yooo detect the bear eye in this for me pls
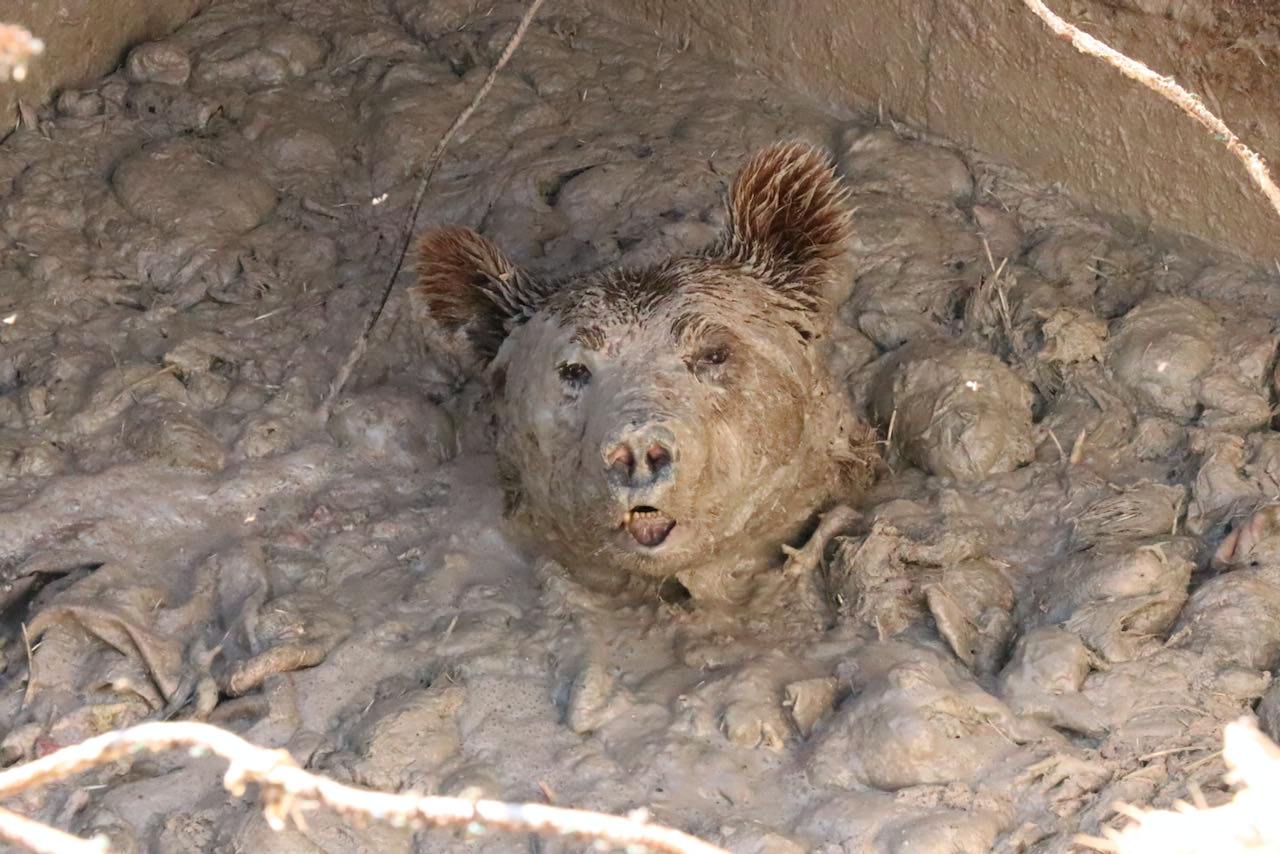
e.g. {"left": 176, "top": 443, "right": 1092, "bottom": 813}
{"left": 695, "top": 345, "right": 732, "bottom": 368}
{"left": 557, "top": 361, "right": 592, "bottom": 387}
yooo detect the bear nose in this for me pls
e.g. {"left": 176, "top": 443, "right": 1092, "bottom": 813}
{"left": 603, "top": 425, "right": 676, "bottom": 492}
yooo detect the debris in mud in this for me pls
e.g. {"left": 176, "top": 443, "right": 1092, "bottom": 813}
{"left": 829, "top": 503, "right": 1014, "bottom": 673}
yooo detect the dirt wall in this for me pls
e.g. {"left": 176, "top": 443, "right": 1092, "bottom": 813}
{"left": 601, "top": 0, "right": 1280, "bottom": 263}
{"left": 1, "top": 0, "right": 210, "bottom": 134}
{"left": 8, "top": 1, "right": 1278, "bottom": 261}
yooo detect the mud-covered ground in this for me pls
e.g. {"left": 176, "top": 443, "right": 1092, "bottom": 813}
{"left": 2, "top": 1, "right": 1280, "bottom": 852}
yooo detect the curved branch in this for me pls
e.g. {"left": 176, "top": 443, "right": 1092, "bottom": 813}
{"left": 1022, "top": 0, "right": 1280, "bottom": 222}
{"left": 0, "top": 721, "right": 728, "bottom": 854}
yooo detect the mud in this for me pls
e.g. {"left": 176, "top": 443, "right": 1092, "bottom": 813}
{"left": 1, "top": 1, "right": 1279, "bottom": 852}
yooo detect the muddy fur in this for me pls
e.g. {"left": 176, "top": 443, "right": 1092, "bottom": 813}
{"left": 414, "top": 142, "right": 878, "bottom": 599}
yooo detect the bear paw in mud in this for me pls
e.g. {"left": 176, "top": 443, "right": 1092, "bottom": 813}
{"left": 413, "top": 142, "right": 879, "bottom": 599}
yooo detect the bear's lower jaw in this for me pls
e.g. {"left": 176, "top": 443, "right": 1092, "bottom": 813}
{"left": 623, "top": 506, "right": 676, "bottom": 547}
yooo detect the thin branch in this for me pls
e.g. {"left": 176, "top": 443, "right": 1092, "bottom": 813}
{"left": 1021, "top": 0, "right": 1280, "bottom": 222}
{"left": 0, "top": 24, "right": 43, "bottom": 82}
{"left": 0, "top": 721, "right": 728, "bottom": 854}
{"left": 319, "top": 0, "right": 548, "bottom": 417}
{"left": 0, "top": 807, "right": 106, "bottom": 854}
{"left": 1092, "top": 718, "right": 1280, "bottom": 853}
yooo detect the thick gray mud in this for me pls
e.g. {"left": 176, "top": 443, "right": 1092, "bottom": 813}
{"left": 1, "top": 1, "right": 1280, "bottom": 852}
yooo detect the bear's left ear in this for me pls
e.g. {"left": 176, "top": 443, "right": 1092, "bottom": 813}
{"left": 413, "top": 226, "right": 553, "bottom": 374}
{"left": 712, "top": 141, "right": 853, "bottom": 303}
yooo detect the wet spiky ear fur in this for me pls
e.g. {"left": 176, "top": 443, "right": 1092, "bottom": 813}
{"left": 715, "top": 141, "right": 853, "bottom": 303}
{"left": 413, "top": 226, "right": 551, "bottom": 370}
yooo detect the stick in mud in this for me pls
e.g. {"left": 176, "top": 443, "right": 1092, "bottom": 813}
{"left": 0, "top": 721, "right": 729, "bottom": 854}
{"left": 319, "top": 0, "right": 549, "bottom": 417}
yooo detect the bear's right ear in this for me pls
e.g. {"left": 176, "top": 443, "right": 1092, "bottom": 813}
{"left": 413, "top": 226, "right": 551, "bottom": 370}
{"left": 714, "top": 141, "right": 852, "bottom": 305}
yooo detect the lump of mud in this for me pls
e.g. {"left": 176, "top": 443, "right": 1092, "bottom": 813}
{"left": 1037, "top": 307, "right": 1108, "bottom": 365}
{"left": 124, "top": 403, "right": 226, "bottom": 472}
{"left": 784, "top": 676, "right": 840, "bottom": 738}
{"left": 1171, "top": 568, "right": 1280, "bottom": 671}
{"left": 873, "top": 808, "right": 1004, "bottom": 854}
{"left": 843, "top": 206, "right": 983, "bottom": 349}
{"left": 1026, "top": 229, "right": 1156, "bottom": 317}
{"left": 1020, "top": 537, "right": 1196, "bottom": 662}
{"left": 838, "top": 126, "right": 975, "bottom": 207}
{"left": 326, "top": 388, "right": 456, "bottom": 468}
{"left": 111, "top": 138, "right": 276, "bottom": 237}
{"left": 126, "top": 41, "right": 192, "bottom": 87}
{"left": 343, "top": 680, "right": 466, "bottom": 790}
{"left": 669, "top": 650, "right": 821, "bottom": 749}
{"left": 871, "top": 343, "right": 1034, "bottom": 482}
{"left": 191, "top": 22, "right": 328, "bottom": 88}
{"left": 998, "top": 626, "right": 1106, "bottom": 736}
{"left": 1108, "top": 296, "right": 1218, "bottom": 417}
{"left": 809, "top": 645, "right": 1031, "bottom": 790}
{"left": 830, "top": 504, "right": 1014, "bottom": 674}
{"left": 1186, "top": 431, "right": 1280, "bottom": 537}
{"left": 1106, "top": 295, "right": 1273, "bottom": 429}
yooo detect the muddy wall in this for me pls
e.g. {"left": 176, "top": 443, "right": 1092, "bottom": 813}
{"left": 5, "top": 0, "right": 1279, "bottom": 262}
{"left": 0, "top": 0, "right": 211, "bottom": 133}
{"left": 606, "top": 0, "right": 1280, "bottom": 262}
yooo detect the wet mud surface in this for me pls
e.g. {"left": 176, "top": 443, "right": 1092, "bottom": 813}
{"left": 2, "top": 1, "right": 1280, "bottom": 851}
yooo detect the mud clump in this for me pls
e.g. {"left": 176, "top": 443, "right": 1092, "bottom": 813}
{"left": 808, "top": 644, "right": 1033, "bottom": 791}
{"left": 999, "top": 626, "right": 1107, "bottom": 736}
{"left": 326, "top": 388, "right": 456, "bottom": 469}
{"left": 414, "top": 142, "right": 878, "bottom": 600}
{"left": 1020, "top": 538, "right": 1196, "bottom": 662}
{"left": 112, "top": 138, "right": 276, "bottom": 237}
{"left": 1112, "top": 293, "right": 1276, "bottom": 437}
{"left": 871, "top": 342, "right": 1035, "bottom": 482}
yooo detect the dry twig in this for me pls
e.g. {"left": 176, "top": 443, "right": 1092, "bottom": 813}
{"left": 0, "top": 807, "right": 104, "bottom": 854}
{"left": 0, "top": 721, "right": 729, "bottom": 854}
{"left": 320, "top": 0, "right": 548, "bottom": 416}
{"left": 0, "top": 24, "right": 43, "bottom": 82}
{"left": 1021, "top": 0, "right": 1280, "bottom": 222}
{"left": 1083, "top": 718, "right": 1280, "bottom": 853}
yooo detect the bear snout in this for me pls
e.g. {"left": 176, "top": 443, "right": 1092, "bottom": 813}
{"left": 601, "top": 422, "right": 677, "bottom": 499}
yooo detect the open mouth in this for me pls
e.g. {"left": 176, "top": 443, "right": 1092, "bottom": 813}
{"left": 623, "top": 506, "right": 677, "bottom": 547}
